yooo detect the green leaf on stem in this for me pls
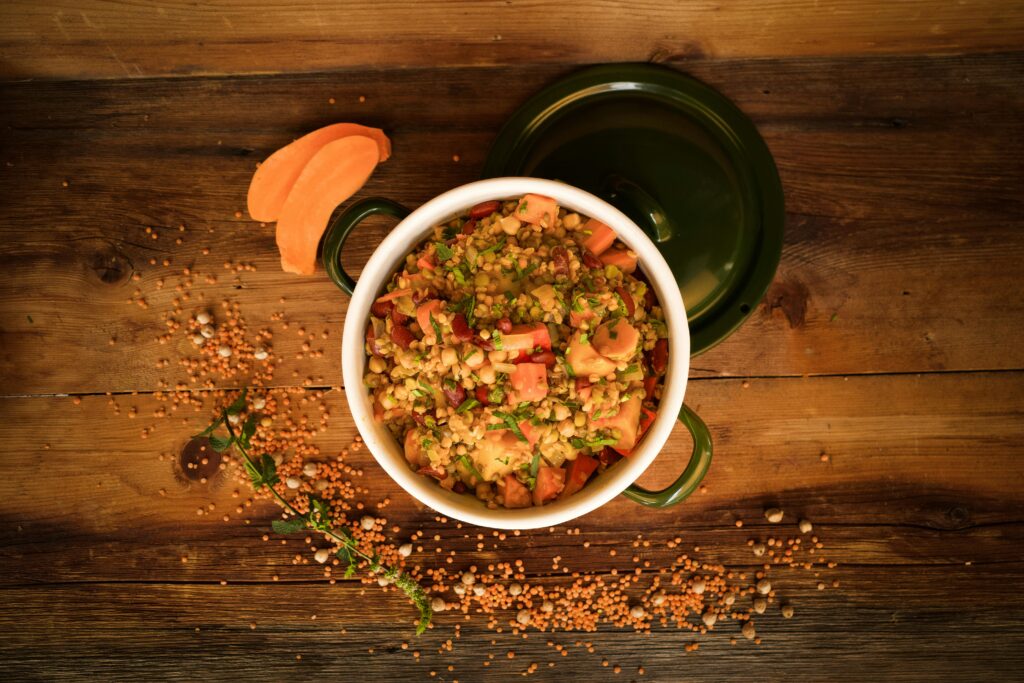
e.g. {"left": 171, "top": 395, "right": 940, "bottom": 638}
{"left": 272, "top": 517, "right": 306, "bottom": 535}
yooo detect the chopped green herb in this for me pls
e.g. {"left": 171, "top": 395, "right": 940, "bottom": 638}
{"left": 529, "top": 452, "right": 541, "bottom": 478}
{"left": 441, "top": 225, "right": 458, "bottom": 240}
{"left": 457, "top": 454, "right": 485, "bottom": 481}
{"left": 435, "top": 242, "right": 455, "bottom": 261}
{"left": 478, "top": 238, "right": 506, "bottom": 256}
{"left": 429, "top": 312, "right": 443, "bottom": 342}
{"left": 579, "top": 333, "right": 589, "bottom": 345}
{"left": 456, "top": 397, "right": 480, "bottom": 414}
{"left": 491, "top": 331, "right": 504, "bottom": 350}
{"left": 504, "top": 291, "right": 516, "bottom": 302}
{"left": 570, "top": 434, "right": 619, "bottom": 450}
{"left": 492, "top": 410, "right": 528, "bottom": 442}
{"left": 518, "top": 201, "right": 528, "bottom": 214}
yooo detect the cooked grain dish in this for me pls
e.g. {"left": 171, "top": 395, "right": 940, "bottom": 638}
{"left": 364, "top": 194, "right": 669, "bottom": 508}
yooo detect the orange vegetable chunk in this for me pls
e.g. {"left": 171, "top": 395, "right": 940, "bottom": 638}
{"left": 581, "top": 219, "right": 617, "bottom": 255}
{"left": 248, "top": 123, "right": 390, "bottom": 222}
{"left": 559, "top": 453, "right": 599, "bottom": 500}
{"left": 500, "top": 323, "right": 551, "bottom": 351}
{"left": 593, "top": 393, "right": 643, "bottom": 452}
{"left": 502, "top": 474, "right": 532, "bottom": 508}
{"left": 591, "top": 319, "right": 640, "bottom": 361}
{"left": 510, "top": 363, "right": 548, "bottom": 403}
{"left": 276, "top": 135, "right": 380, "bottom": 275}
{"left": 533, "top": 466, "right": 566, "bottom": 506}
{"left": 599, "top": 245, "right": 638, "bottom": 273}
{"left": 515, "top": 194, "right": 558, "bottom": 227}
{"left": 416, "top": 299, "right": 445, "bottom": 342}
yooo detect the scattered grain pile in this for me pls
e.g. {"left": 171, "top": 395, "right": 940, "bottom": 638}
{"left": 99, "top": 221, "right": 839, "bottom": 677}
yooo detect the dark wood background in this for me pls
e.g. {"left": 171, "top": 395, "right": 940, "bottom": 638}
{"left": 1, "top": 2, "right": 1023, "bottom": 681}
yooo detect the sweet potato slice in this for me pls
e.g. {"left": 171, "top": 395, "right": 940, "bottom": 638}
{"left": 275, "top": 135, "right": 379, "bottom": 275}
{"left": 248, "top": 123, "right": 390, "bottom": 222}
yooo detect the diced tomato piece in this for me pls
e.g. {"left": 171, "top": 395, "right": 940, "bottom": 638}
{"left": 501, "top": 322, "right": 551, "bottom": 351}
{"left": 600, "top": 246, "right": 638, "bottom": 274}
{"left": 519, "top": 420, "right": 540, "bottom": 447}
{"left": 502, "top": 474, "right": 532, "bottom": 508}
{"left": 614, "top": 286, "right": 635, "bottom": 317}
{"left": 558, "top": 453, "right": 599, "bottom": 500}
{"left": 510, "top": 363, "right": 548, "bottom": 403}
{"left": 614, "top": 407, "right": 657, "bottom": 456}
{"left": 451, "top": 313, "right": 474, "bottom": 342}
{"left": 651, "top": 338, "right": 669, "bottom": 375}
{"left": 581, "top": 219, "right": 617, "bottom": 255}
{"left": 390, "top": 324, "right": 415, "bottom": 349}
{"left": 461, "top": 219, "right": 477, "bottom": 235}
{"left": 375, "top": 288, "right": 412, "bottom": 303}
{"left": 516, "top": 194, "right": 558, "bottom": 227}
{"left": 469, "top": 200, "right": 501, "bottom": 219}
{"left": 475, "top": 386, "right": 490, "bottom": 406}
{"left": 416, "top": 299, "right": 445, "bottom": 342}
{"left": 533, "top": 466, "right": 566, "bottom": 506}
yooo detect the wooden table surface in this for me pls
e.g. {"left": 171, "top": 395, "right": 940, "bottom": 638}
{"left": 2, "top": 2, "right": 1024, "bottom": 681}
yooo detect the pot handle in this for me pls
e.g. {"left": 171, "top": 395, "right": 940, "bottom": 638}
{"left": 322, "top": 198, "right": 412, "bottom": 295}
{"left": 622, "top": 404, "right": 712, "bottom": 507}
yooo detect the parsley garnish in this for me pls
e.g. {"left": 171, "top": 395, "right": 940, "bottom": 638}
{"left": 518, "top": 201, "right": 528, "bottom": 214}
{"left": 513, "top": 262, "right": 538, "bottom": 281}
{"left": 570, "top": 433, "right": 619, "bottom": 450}
{"left": 456, "top": 397, "right": 480, "bottom": 414}
{"left": 490, "top": 410, "right": 528, "bottom": 442}
{"left": 457, "top": 454, "right": 485, "bottom": 482}
{"left": 435, "top": 242, "right": 455, "bottom": 261}
{"left": 429, "top": 312, "right": 443, "bottom": 342}
{"left": 478, "top": 238, "right": 506, "bottom": 256}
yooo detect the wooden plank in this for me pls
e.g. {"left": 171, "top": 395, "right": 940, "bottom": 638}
{"left": 1, "top": 56, "right": 1023, "bottom": 394}
{"left": 1, "top": 566, "right": 1023, "bottom": 681}
{"left": 2, "top": 1, "right": 1023, "bottom": 80}
{"left": 1, "top": 372, "right": 1021, "bottom": 586}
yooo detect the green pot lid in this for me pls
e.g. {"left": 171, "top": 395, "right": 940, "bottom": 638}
{"left": 481, "top": 64, "right": 784, "bottom": 356}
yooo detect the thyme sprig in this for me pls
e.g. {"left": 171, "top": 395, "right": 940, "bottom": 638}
{"left": 196, "top": 389, "right": 432, "bottom": 635}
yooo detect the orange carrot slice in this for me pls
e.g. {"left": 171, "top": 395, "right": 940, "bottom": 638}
{"left": 276, "top": 135, "right": 379, "bottom": 275}
{"left": 581, "top": 219, "right": 617, "bottom": 255}
{"left": 248, "top": 123, "right": 390, "bottom": 222}
{"left": 599, "top": 245, "right": 638, "bottom": 273}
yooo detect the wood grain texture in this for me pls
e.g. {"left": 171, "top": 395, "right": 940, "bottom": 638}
{"left": 2, "top": 1, "right": 1024, "bottom": 80}
{"left": 0, "top": 372, "right": 1022, "bottom": 679}
{"left": 2, "top": 567, "right": 1023, "bottom": 682}
{"left": 2, "top": 372, "right": 1021, "bottom": 582}
{"left": 2, "top": 55, "right": 1023, "bottom": 395}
